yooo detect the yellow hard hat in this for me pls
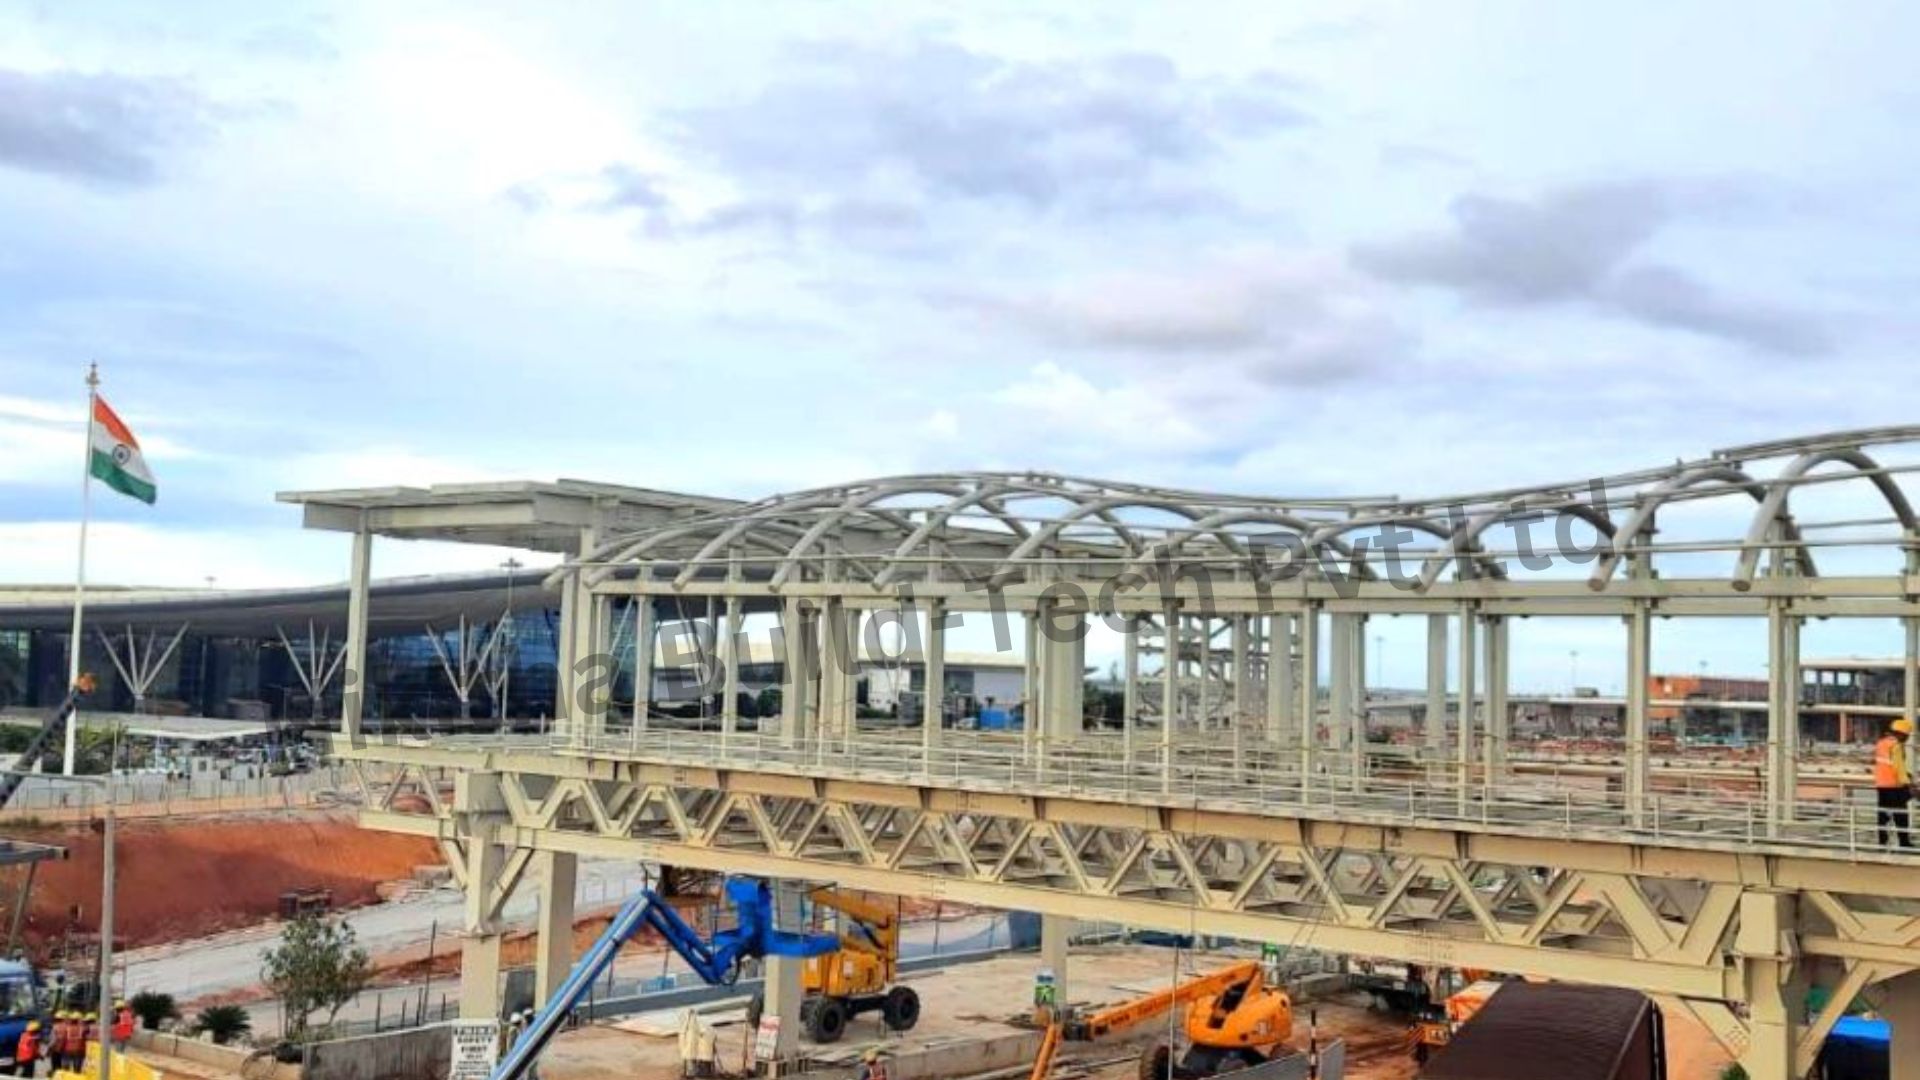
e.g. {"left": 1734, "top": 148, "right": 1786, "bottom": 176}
{"left": 863, "top": 1049, "right": 880, "bottom": 1062}
{"left": 114, "top": 1001, "right": 125, "bottom": 1009}
{"left": 85, "top": 1012, "right": 95, "bottom": 1021}
{"left": 26, "top": 1021, "right": 39, "bottom": 1031}
{"left": 1895, "top": 719, "right": 1915, "bottom": 735}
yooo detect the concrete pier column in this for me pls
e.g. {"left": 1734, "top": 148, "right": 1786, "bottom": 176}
{"left": 1038, "top": 614, "right": 1085, "bottom": 742}
{"left": 1737, "top": 891, "right": 1802, "bottom": 1080}
{"left": 341, "top": 529, "right": 372, "bottom": 738}
{"left": 459, "top": 837, "right": 506, "bottom": 1020}
{"left": 1886, "top": 970, "right": 1920, "bottom": 1080}
{"left": 819, "top": 601, "right": 858, "bottom": 743}
{"left": 1122, "top": 615, "right": 1140, "bottom": 741}
{"left": 1455, "top": 607, "right": 1477, "bottom": 809}
{"left": 1161, "top": 605, "right": 1179, "bottom": 793}
{"left": 1267, "top": 613, "right": 1295, "bottom": 746}
{"left": 924, "top": 600, "right": 946, "bottom": 761}
{"left": 1297, "top": 606, "right": 1320, "bottom": 783}
{"left": 1766, "top": 602, "right": 1802, "bottom": 829}
{"left": 1231, "top": 615, "right": 1251, "bottom": 728}
{"left": 721, "top": 597, "right": 742, "bottom": 750}
{"left": 1424, "top": 613, "right": 1448, "bottom": 757}
{"left": 532, "top": 851, "right": 577, "bottom": 1005}
{"left": 1041, "top": 914, "right": 1071, "bottom": 1004}
{"left": 760, "top": 882, "right": 806, "bottom": 1068}
{"left": 779, "top": 600, "right": 816, "bottom": 746}
{"left": 1483, "top": 616, "right": 1509, "bottom": 774}
{"left": 1625, "top": 603, "right": 1651, "bottom": 826}
{"left": 1328, "top": 614, "right": 1352, "bottom": 754}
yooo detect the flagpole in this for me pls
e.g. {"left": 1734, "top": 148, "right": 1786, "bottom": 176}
{"left": 64, "top": 363, "right": 99, "bottom": 776}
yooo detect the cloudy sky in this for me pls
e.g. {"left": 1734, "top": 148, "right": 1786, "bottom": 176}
{"left": 3, "top": 2, "right": 1917, "bottom": 689}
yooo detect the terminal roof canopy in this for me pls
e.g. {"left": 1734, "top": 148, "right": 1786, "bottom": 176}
{"left": 276, "top": 479, "right": 736, "bottom": 553}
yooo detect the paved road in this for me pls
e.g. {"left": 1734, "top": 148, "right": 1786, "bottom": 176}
{"left": 118, "top": 859, "right": 650, "bottom": 1002}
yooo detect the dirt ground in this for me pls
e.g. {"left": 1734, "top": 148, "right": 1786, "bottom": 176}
{"left": 545, "top": 947, "right": 1449, "bottom": 1080}
{"left": 0, "top": 811, "right": 439, "bottom": 950}
{"left": 538, "top": 946, "right": 1738, "bottom": 1080}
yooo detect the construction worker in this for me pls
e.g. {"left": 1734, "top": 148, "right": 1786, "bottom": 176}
{"left": 111, "top": 1001, "right": 133, "bottom": 1048}
{"left": 15, "top": 1020, "right": 40, "bottom": 1078}
{"left": 51, "top": 1013, "right": 76, "bottom": 1074}
{"left": 854, "top": 1048, "right": 887, "bottom": 1080}
{"left": 1875, "top": 718, "right": 1917, "bottom": 848}
{"left": 80, "top": 1013, "right": 96, "bottom": 1062}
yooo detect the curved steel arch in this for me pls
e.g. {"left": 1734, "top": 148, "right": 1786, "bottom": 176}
{"left": 1418, "top": 497, "right": 1618, "bottom": 591}
{"left": 1587, "top": 464, "right": 1810, "bottom": 590}
{"left": 1731, "top": 448, "right": 1920, "bottom": 590}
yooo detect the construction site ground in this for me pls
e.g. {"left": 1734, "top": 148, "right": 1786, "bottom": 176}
{"left": 539, "top": 946, "right": 1738, "bottom": 1080}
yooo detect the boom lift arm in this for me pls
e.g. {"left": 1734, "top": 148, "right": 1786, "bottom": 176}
{"left": 1031, "top": 962, "right": 1268, "bottom": 1080}
{"left": 491, "top": 878, "right": 839, "bottom": 1080}
{"left": 0, "top": 676, "right": 94, "bottom": 811}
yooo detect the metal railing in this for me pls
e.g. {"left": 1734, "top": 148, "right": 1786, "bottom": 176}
{"left": 422, "top": 724, "right": 1920, "bottom": 863}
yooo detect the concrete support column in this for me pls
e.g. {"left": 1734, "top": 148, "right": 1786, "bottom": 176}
{"left": 1041, "top": 914, "right": 1071, "bottom": 1004}
{"left": 1196, "top": 616, "right": 1213, "bottom": 728}
{"left": 1037, "top": 605, "right": 1084, "bottom": 744}
{"left": 1885, "top": 970, "right": 1920, "bottom": 1080}
{"left": 1267, "top": 613, "right": 1295, "bottom": 746}
{"left": 761, "top": 882, "right": 806, "bottom": 1067}
{"left": 1161, "top": 606, "right": 1178, "bottom": 793}
{"left": 631, "top": 597, "right": 655, "bottom": 734}
{"left": 1297, "top": 606, "right": 1320, "bottom": 783}
{"left": 721, "top": 597, "right": 741, "bottom": 750}
{"left": 1455, "top": 607, "right": 1477, "bottom": 807}
{"left": 1024, "top": 613, "right": 1042, "bottom": 757}
{"left": 1424, "top": 613, "right": 1448, "bottom": 757}
{"left": 1328, "top": 614, "right": 1352, "bottom": 754}
{"left": 819, "top": 600, "right": 858, "bottom": 743}
{"left": 779, "top": 599, "right": 815, "bottom": 746}
{"left": 924, "top": 600, "right": 946, "bottom": 761}
{"left": 1625, "top": 603, "right": 1651, "bottom": 827}
{"left": 340, "top": 529, "right": 372, "bottom": 737}
{"left": 1766, "top": 602, "right": 1801, "bottom": 829}
{"left": 460, "top": 835, "right": 506, "bottom": 1020}
{"left": 532, "top": 850, "right": 577, "bottom": 1006}
{"left": 1348, "top": 615, "right": 1367, "bottom": 786}
{"left": 1737, "top": 891, "right": 1802, "bottom": 1080}
{"left": 1231, "top": 615, "right": 1251, "bottom": 728}
{"left": 1122, "top": 616, "right": 1140, "bottom": 742}
{"left": 1483, "top": 616, "right": 1509, "bottom": 774}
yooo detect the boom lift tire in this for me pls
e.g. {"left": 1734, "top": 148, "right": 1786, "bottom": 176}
{"left": 882, "top": 986, "right": 921, "bottom": 1032}
{"left": 805, "top": 996, "right": 849, "bottom": 1043}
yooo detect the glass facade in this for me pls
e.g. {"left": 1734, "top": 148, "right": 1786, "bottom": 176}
{"left": 2, "top": 611, "right": 566, "bottom": 724}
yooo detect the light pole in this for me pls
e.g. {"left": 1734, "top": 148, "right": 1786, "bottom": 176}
{"left": 499, "top": 558, "right": 522, "bottom": 724}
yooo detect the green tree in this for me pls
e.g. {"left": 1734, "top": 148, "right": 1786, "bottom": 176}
{"left": 192, "top": 1004, "right": 252, "bottom": 1045}
{"left": 260, "top": 916, "right": 371, "bottom": 1043}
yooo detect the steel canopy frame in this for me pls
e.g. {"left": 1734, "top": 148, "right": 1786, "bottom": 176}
{"left": 325, "top": 426, "right": 1920, "bottom": 1080}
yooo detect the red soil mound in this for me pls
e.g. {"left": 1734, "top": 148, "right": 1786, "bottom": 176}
{"left": 1, "top": 812, "right": 439, "bottom": 951}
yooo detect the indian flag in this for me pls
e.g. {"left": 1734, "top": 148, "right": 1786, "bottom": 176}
{"left": 89, "top": 396, "right": 156, "bottom": 504}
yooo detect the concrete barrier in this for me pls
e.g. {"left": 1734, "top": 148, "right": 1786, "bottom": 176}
{"left": 788, "top": 1031, "right": 1047, "bottom": 1080}
{"left": 302, "top": 1024, "right": 452, "bottom": 1080}
{"left": 132, "top": 1031, "right": 303, "bottom": 1080}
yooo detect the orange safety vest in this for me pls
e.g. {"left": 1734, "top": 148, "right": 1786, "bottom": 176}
{"left": 113, "top": 1008, "right": 134, "bottom": 1041}
{"left": 18, "top": 1029, "right": 39, "bottom": 1062}
{"left": 1875, "top": 735, "right": 1910, "bottom": 789}
{"left": 54, "top": 1021, "right": 75, "bottom": 1054}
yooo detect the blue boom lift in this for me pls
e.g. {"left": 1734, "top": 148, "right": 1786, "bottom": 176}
{"left": 490, "top": 877, "right": 840, "bottom": 1080}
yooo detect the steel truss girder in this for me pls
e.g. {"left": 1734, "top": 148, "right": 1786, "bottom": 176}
{"left": 345, "top": 757, "right": 1913, "bottom": 998}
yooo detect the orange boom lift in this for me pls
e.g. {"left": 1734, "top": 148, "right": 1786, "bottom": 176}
{"left": 1030, "top": 960, "right": 1295, "bottom": 1080}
